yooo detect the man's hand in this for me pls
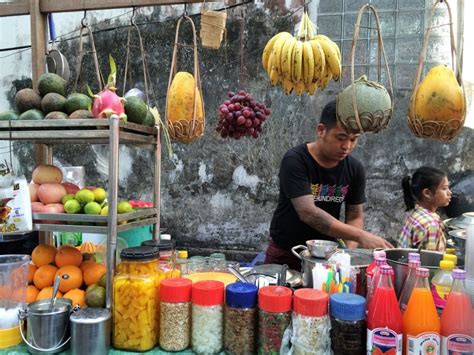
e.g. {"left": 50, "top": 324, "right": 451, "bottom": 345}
{"left": 359, "top": 232, "right": 394, "bottom": 249}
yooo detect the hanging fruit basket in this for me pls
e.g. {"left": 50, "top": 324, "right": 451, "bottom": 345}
{"left": 165, "top": 16, "right": 205, "bottom": 144}
{"left": 407, "top": 0, "right": 466, "bottom": 142}
{"left": 336, "top": 4, "right": 394, "bottom": 134}
{"left": 200, "top": 8, "right": 227, "bottom": 49}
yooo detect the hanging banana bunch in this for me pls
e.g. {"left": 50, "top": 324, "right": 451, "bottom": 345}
{"left": 262, "top": 12, "right": 342, "bottom": 96}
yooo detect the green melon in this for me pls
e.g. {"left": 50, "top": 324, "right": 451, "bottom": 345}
{"left": 65, "top": 93, "right": 93, "bottom": 114}
{"left": 0, "top": 111, "right": 19, "bottom": 121}
{"left": 45, "top": 111, "right": 68, "bottom": 120}
{"left": 19, "top": 109, "right": 44, "bottom": 120}
{"left": 124, "top": 96, "right": 147, "bottom": 124}
{"left": 37, "top": 73, "right": 67, "bottom": 97}
{"left": 41, "top": 93, "right": 66, "bottom": 114}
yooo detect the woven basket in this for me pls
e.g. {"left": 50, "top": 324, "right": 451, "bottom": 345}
{"left": 336, "top": 4, "right": 394, "bottom": 134}
{"left": 407, "top": 0, "right": 466, "bottom": 142}
{"left": 200, "top": 9, "right": 227, "bottom": 49}
{"left": 166, "top": 16, "right": 205, "bottom": 144}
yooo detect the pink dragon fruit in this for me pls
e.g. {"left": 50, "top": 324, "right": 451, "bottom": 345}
{"left": 91, "top": 54, "right": 127, "bottom": 120}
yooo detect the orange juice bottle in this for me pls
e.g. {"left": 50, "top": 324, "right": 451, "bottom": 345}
{"left": 403, "top": 267, "right": 440, "bottom": 355}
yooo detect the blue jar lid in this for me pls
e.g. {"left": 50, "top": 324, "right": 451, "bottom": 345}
{"left": 226, "top": 282, "right": 258, "bottom": 308}
{"left": 330, "top": 293, "right": 366, "bottom": 321}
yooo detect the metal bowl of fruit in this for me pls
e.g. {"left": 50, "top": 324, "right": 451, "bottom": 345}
{"left": 305, "top": 240, "right": 338, "bottom": 259}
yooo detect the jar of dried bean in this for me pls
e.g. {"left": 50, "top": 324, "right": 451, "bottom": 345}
{"left": 329, "top": 293, "right": 366, "bottom": 355}
{"left": 159, "top": 277, "right": 192, "bottom": 351}
{"left": 291, "top": 288, "right": 331, "bottom": 354}
{"left": 192, "top": 280, "right": 225, "bottom": 354}
{"left": 224, "top": 282, "right": 258, "bottom": 355}
{"left": 258, "top": 286, "right": 292, "bottom": 354}
{"left": 113, "top": 246, "right": 161, "bottom": 352}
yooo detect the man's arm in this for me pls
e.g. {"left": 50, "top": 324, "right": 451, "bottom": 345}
{"left": 344, "top": 203, "right": 364, "bottom": 248}
{"left": 291, "top": 195, "right": 393, "bottom": 249}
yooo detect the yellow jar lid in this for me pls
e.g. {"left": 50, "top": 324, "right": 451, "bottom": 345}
{"left": 439, "top": 259, "right": 454, "bottom": 271}
{"left": 178, "top": 250, "right": 188, "bottom": 259}
{"left": 445, "top": 248, "right": 456, "bottom": 255}
{"left": 0, "top": 325, "right": 21, "bottom": 349}
{"left": 443, "top": 253, "right": 457, "bottom": 265}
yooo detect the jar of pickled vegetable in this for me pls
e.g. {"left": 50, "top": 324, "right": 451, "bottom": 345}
{"left": 258, "top": 286, "right": 292, "bottom": 354}
{"left": 159, "top": 277, "right": 192, "bottom": 351}
{"left": 224, "top": 282, "right": 258, "bottom": 355}
{"left": 141, "top": 238, "right": 180, "bottom": 279}
{"left": 113, "top": 246, "right": 161, "bottom": 352}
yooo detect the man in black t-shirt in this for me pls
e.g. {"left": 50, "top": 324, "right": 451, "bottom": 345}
{"left": 265, "top": 100, "right": 393, "bottom": 270}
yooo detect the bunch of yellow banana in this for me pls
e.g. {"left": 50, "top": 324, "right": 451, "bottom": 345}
{"left": 261, "top": 12, "right": 342, "bottom": 96}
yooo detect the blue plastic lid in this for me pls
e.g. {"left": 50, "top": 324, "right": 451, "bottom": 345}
{"left": 226, "top": 282, "right": 258, "bottom": 309}
{"left": 330, "top": 293, "right": 366, "bottom": 321}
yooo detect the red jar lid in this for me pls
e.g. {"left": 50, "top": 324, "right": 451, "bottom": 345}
{"left": 160, "top": 277, "right": 192, "bottom": 303}
{"left": 293, "top": 288, "right": 328, "bottom": 317}
{"left": 192, "top": 280, "right": 225, "bottom": 306}
{"left": 258, "top": 286, "right": 292, "bottom": 313}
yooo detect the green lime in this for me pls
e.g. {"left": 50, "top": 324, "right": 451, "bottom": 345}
{"left": 84, "top": 201, "right": 102, "bottom": 215}
{"left": 75, "top": 189, "right": 94, "bottom": 204}
{"left": 93, "top": 187, "right": 107, "bottom": 204}
{"left": 61, "top": 193, "right": 76, "bottom": 205}
{"left": 64, "top": 199, "right": 82, "bottom": 214}
{"left": 117, "top": 201, "right": 134, "bottom": 214}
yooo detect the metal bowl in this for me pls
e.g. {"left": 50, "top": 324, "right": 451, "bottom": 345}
{"left": 445, "top": 212, "right": 474, "bottom": 230}
{"left": 305, "top": 240, "right": 338, "bottom": 258}
{"left": 448, "top": 229, "right": 467, "bottom": 256}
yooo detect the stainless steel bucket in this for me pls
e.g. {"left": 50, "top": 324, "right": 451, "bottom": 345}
{"left": 70, "top": 307, "right": 111, "bottom": 355}
{"left": 291, "top": 246, "right": 373, "bottom": 296}
{"left": 18, "top": 298, "right": 74, "bottom": 354}
{"left": 384, "top": 248, "right": 465, "bottom": 297}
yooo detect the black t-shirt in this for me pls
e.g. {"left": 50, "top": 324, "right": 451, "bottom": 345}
{"left": 270, "top": 143, "right": 366, "bottom": 249}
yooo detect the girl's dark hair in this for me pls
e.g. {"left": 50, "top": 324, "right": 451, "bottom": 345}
{"left": 402, "top": 166, "right": 446, "bottom": 211}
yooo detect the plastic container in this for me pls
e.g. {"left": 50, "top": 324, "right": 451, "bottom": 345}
{"left": 399, "top": 260, "right": 421, "bottom": 312}
{"left": 119, "top": 225, "right": 152, "bottom": 247}
{"left": 141, "top": 238, "right": 179, "bottom": 278}
{"left": 159, "top": 278, "right": 192, "bottom": 352}
{"left": 113, "top": 246, "right": 161, "bottom": 351}
{"left": 291, "top": 289, "right": 330, "bottom": 354}
{"left": 70, "top": 308, "right": 111, "bottom": 355}
{"left": 443, "top": 253, "right": 457, "bottom": 266}
{"left": 431, "top": 260, "right": 454, "bottom": 312}
{"left": 209, "top": 252, "right": 226, "bottom": 271}
{"left": 330, "top": 293, "right": 366, "bottom": 355}
{"left": 177, "top": 250, "right": 189, "bottom": 275}
{"left": 192, "top": 280, "right": 225, "bottom": 354}
{"left": 440, "top": 269, "right": 474, "bottom": 355}
{"left": 366, "top": 255, "right": 387, "bottom": 306}
{"left": 258, "top": 286, "right": 292, "bottom": 354}
{"left": 224, "top": 282, "right": 258, "bottom": 355}
{"left": 367, "top": 265, "right": 403, "bottom": 355}
{"left": 403, "top": 267, "right": 440, "bottom": 355}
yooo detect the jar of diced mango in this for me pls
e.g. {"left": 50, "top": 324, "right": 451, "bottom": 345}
{"left": 113, "top": 246, "right": 162, "bottom": 351}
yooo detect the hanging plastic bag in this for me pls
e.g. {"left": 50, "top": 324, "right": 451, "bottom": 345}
{"left": 0, "top": 174, "right": 32, "bottom": 234}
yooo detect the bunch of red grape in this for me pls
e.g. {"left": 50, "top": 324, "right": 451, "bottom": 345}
{"left": 216, "top": 90, "right": 271, "bottom": 139}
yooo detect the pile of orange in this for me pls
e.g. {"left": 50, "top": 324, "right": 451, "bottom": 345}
{"left": 27, "top": 244, "right": 106, "bottom": 308}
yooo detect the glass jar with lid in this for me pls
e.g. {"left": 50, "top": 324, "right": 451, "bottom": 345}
{"left": 224, "top": 282, "right": 258, "bottom": 354}
{"left": 159, "top": 277, "right": 192, "bottom": 351}
{"left": 113, "top": 246, "right": 161, "bottom": 352}
{"left": 141, "top": 238, "right": 179, "bottom": 278}
{"left": 192, "top": 280, "right": 225, "bottom": 354}
{"left": 209, "top": 252, "right": 226, "bottom": 272}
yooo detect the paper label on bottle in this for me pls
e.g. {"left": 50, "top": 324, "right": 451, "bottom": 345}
{"left": 441, "top": 334, "right": 474, "bottom": 354}
{"left": 407, "top": 332, "right": 440, "bottom": 355}
{"left": 431, "top": 284, "right": 450, "bottom": 309}
{"left": 367, "top": 328, "right": 402, "bottom": 355}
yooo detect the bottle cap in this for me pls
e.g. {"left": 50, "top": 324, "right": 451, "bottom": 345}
{"left": 380, "top": 264, "right": 393, "bottom": 275}
{"left": 408, "top": 252, "right": 420, "bottom": 262}
{"left": 177, "top": 250, "right": 188, "bottom": 259}
{"left": 120, "top": 246, "right": 159, "bottom": 260}
{"left": 445, "top": 248, "right": 456, "bottom": 255}
{"left": 443, "top": 254, "right": 457, "bottom": 265}
{"left": 375, "top": 254, "right": 386, "bottom": 262}
{"left": 373, "top": 250, "right": 386, "bottom": 259}
{"left": 330, "top": 293, "right": 366, "bottom": 321}
{"left": 226, "top": 282, "right": 258, "bottom": 309}
{"left": 453, "top": 269, "right": 466, "bottom": 280}
{"left": 293, "top": 289, "right": 328, "bottom": 317}
{"left": 416, "top": 267, "right": 429, "bottom": 278}
{"left": 141, "top": 238, "right": 175, "bottom": 251}
{"left": 439, "top": 260, "right": 454, "bottom": 271}
{"left": 375, "top": 257, "right": 386, "bottom": 266}
{"left": 409, "top": 260, "right": 421, "bottom": 269}
{"left": 192, "top": 280, "right": 224, "bottom": 306}
{"left": 258, "top": 286, "right": 292, "bottom": 313}
{"left": 160, "top": 278, "right": 192, "bottom": 303}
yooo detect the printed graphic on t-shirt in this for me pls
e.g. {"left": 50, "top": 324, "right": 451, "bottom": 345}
{"left": 311, "top": 183, "right": 348, "bottom": 203}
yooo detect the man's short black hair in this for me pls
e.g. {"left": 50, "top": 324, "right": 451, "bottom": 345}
{"left": 319, "top": 100, "right": 338, "bottom": 129}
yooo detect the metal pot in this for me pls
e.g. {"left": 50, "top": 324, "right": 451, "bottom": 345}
{"left": 70, "top": 308, "right": 111, "bottom": 355}
{"left": 384, "top": 248, "right": 465, "bottom": 297}
{"left": 291, "top": 246, "right": 373, "bottom": 296}
{"left": 448, "top": 229, "right": 466, "bottom": 256}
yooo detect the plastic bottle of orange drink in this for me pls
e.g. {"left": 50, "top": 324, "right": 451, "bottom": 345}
{"left": 403, "top": 267, "right": 440, "bottom": 355}
{"left": 440, "top": 269, "right": 473, "bottom": 355}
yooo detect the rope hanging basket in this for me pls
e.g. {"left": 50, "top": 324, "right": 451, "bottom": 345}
{"left": 200, "top": 9, "right": 227, "bottom": 49}
{"left": 165, "top": 16, "right": 205, "bottom": 144}
{"left": 336, "top": 4, "right": 394, "bottom": 134}
{"left": 407, "top": 0, "right": 466, "bottom": 142}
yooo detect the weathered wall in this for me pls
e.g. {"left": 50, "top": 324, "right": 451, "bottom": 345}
{"left": 3, "top": 1, "right": 473, "bottom": 260}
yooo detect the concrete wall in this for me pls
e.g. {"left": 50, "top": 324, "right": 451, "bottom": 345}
{"left": 1, "top": 1, "right": 473, "bottom": 260}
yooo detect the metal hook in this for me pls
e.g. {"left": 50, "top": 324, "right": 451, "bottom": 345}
{"left": 131, "top": 6, "right": 137, "bottom": 25}
{"left": 182, "top": 3, "right": 187, "bottom": 17}
{"left": 81, "top": 10, "right": 87, "bottom": 27}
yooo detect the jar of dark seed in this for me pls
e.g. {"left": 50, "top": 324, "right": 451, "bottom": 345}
{"left": 159, "top": 277, "right": 192, "bottom": 352}
{"left": 224, "top": 282, "right": 258, "bottom": 355}
{"left": 329, "top": 293, "right": 366, "bottom": 355}
{"left": 257, "top": 286, "right": 292, "bottom": 355}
